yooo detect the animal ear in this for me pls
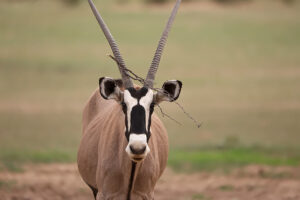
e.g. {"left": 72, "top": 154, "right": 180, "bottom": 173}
{"left": 154, "top": 80, "right": 182, "bottom": 103}
{"left": 99, "top": 77, "right": 123, "bottom": 101}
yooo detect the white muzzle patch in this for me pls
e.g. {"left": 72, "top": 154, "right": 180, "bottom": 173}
{"left": 125, "top": 134, "right": 150, "bottom": 162}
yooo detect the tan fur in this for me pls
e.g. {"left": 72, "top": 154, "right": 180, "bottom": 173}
{"left": 77, "top": 88, "right": 169, "bottom": 200}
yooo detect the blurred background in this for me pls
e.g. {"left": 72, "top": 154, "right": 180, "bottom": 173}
{"left": 0, "top": 0, "right": 300, "bottom": 173}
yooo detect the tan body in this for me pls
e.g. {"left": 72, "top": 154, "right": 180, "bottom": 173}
{"left": 77, "top": 89, "right": 169, "bottom": 200}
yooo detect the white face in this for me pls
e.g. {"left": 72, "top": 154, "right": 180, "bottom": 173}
{"left": 122, "top": 87, "right": 154, "bottom": 162}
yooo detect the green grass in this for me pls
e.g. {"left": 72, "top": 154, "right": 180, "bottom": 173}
{"left": 192, "top": 193, "right": 211, "bottom": 200}
{"left": 168, "top": 146, "right": 300, "bottom": 171}
{"left": 219, "top": 185, "right": 235, "bottom": 191}
{"left": 0, "top": 0, "right": 300, "bottom": 170}
{"left": 0, "top": 149, "right": 74, "bottom": 172}
{"left": 0, "top": 179, "right": 16, "bottom": 189}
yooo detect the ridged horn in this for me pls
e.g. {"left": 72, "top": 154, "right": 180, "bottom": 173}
{"left": 144, "top": 0, "right": 181, "bottom": 88}
{"left": 88, "top": 0, "right": 133, "bottom": 88}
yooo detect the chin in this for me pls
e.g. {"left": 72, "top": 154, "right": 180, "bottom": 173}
{"left": 127, "top": 154, "right": 147, "bottom": 163}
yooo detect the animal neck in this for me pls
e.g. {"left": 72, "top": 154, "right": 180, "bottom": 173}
{"left": 108, "top": 104, "right": 141, "bottom": 199}
{"left": 126, "top": 161, "right": 137, "bottom": 200}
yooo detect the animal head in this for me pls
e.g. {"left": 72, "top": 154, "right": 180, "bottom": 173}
{"left": 88, "top": 0, "right": 182, "bottom": 162}
{"left": 99, "top": 78, "right": 182, "bottom": 162}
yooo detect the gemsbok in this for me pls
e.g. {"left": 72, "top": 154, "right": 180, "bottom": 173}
{"left": 78, "top": 0, "right": 182, "bottom": 199}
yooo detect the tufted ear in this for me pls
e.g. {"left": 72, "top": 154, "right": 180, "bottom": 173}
{"left": 99, "top": 77, "right": 123, "bottom": 102}
{"left": 154, "top": 80, "right": 182, "bottom": 103}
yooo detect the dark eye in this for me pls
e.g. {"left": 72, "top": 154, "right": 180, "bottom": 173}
{"left": 121, "top": 102, "right": 127, "bottom": 112}
{"left": 150, "top": 102, "right": 155, "bottom": 109}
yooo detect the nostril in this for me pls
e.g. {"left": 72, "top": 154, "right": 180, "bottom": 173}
{"left": 130, "top": 145, "right": 146, "bottom": 155}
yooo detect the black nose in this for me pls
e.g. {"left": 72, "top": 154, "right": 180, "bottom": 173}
{"left": 130, "top": 145, "right": 146, "bottom": 155}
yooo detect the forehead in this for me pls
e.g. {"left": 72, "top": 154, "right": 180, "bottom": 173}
{"left": 124, "top": 87, "right": 153, "bottom": 101}
{"left": 126, "top": 87, "right": 149, "bottom": 99}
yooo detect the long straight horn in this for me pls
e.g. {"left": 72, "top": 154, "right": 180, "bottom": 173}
{"left": 144, "top": 0, "right": 181, "bottom": 88}
{"left": 88, "top": 0, "right": 133, "bottom": 88}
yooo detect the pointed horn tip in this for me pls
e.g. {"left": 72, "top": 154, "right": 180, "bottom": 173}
{"left": 88, "top": 0, "right": 133, "bottom": 88}
{"left": 144, "top": 0, "right": 182, "bottom": 87}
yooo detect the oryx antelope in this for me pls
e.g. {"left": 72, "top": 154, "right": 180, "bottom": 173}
{"left": 77, "top": 0, "right": 182, "bottom": 199}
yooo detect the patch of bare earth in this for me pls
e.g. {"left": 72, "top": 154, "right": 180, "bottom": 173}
{"left": 0, "top": 164, "right": 300, "bottom": 200}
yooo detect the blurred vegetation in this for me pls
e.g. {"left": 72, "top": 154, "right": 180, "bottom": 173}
{"left": 282, "top": 0, "right": 297, "bottom": 5}
{"left": 54, "top": 0, "right": 299, "bottom": 5}
{"left": 0, "top": 180, "right": 16, "bottom": 189}
{"left": 0, "top": 0, "right": 300, "bottom": 171}
{"left": 212, "top": 0, "right": 252, "bottom": 4}
{"left": 144, "top": 0, "right": 168, "bottom": 4}
{"left": 192, "top": 193, "right": 210, "bottom": 200}
{"left": 142, "top": 0, "right": 295, "bottom": 5}
{"left": 168, "top": 146, "right": 300, "bottom": 172}
{"left": 62, "top": 0, "right": 82, "bottom": 5}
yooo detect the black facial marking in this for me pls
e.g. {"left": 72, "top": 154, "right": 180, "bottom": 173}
{"left": 147, "top": 102, "right": 155, "bottom": 139}
{"left": 122, "top": 102, "right": 130, "bottom": 141}
{"left": 127, "top": 87, "right": 148, "bottom": 100}
{"left": 122, "top": 87, "right": 154, "bottom": 142}
{"left": 130, "top": 105, "right": 146, "bottom": 134}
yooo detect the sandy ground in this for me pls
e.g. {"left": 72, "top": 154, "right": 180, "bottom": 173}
{"left": 0, "top": 164, "right": 300, "bottom": 200}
